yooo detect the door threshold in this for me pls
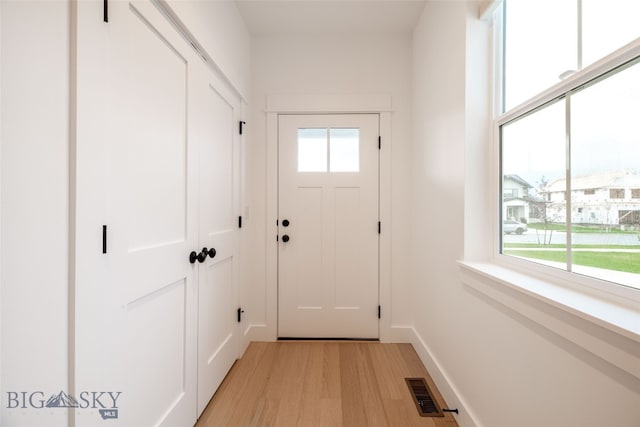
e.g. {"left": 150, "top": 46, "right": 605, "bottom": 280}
{"left": 277, "top": 337, "right": 379, "bottom": 342}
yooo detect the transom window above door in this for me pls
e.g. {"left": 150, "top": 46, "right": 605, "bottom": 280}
{"left": 297, "top": 127, "right": 360, "bottom": 172}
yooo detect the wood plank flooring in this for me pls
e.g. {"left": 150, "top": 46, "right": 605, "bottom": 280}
{"left": 195, "top": 342, "right": 459, "bottom": 427}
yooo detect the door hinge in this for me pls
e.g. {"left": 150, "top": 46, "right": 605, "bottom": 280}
{"left": 103, "top": 0, "right": 108, "bottom": 23}
{"left": 238, "top": 216, "right": 243, "bottom": 228}
{"left": 102, "top": 225, "right": 107, "bottom": 254}
{"left": 237, "top": 307, "right": 244, "bottom": 323}
{"left": 378, "top": 221, "right": 381, "bottom": 234}
{"left": 378, "top": 305, "right": 381, "bottom": 319}
{"left": 239, "top": 121, "right": 246, "bottom": 135}
{"left": 378, "top": 136, "right": 381, "bottom": 149}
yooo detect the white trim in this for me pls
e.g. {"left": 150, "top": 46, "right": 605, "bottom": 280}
{"left": 265, "top": 93, "right": 392, "bottom": 114}
{"left": 152, "top": 0, "right": 247, "bottom": 103}
{"left": 265, "top": 112, "right": 279, "bottom": 340}
{"left": 264, "top": 94, "right": 392, "bottom": 342}
{"left": 378, "top": 112, "right": 392, "bottom": 342}
{"left": 479, "top": 0, "right": 501, "bottom": 21}
{"left": 460, "top": 261, "right": 640, "bottom": 380}
{"left": 403, "top": 326, "right": 481, "bottom": 427}
{"left": 0, "top": 0, "right": 3, "bottom": 404}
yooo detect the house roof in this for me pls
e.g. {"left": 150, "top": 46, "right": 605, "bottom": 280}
{"left": 504, "top": 174, "right": 533, "bottom": 188}
{"left": 545, "top": 170, "right": 640, "bottom": 192}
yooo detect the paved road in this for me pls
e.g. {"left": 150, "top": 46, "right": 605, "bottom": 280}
{"left": 503, "top": 230, "right": 640, "bottom": 246}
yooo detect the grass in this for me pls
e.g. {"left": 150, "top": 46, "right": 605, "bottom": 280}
{"left": 503, "top": 249, "right": 640, "bottom": 274}
{"left": 528, "top": 223, "right": 638, "bottom": 234}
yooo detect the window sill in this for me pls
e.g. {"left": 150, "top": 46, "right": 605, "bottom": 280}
{"left": 458, "top": 261, "right": 640, "bottom": 380}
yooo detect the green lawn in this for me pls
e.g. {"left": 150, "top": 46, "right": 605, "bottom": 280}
{"left": 503, "top": 249, "right": 640, "bottom": 274}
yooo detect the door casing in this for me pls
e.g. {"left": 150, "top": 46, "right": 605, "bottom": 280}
{"left": 253, "top": 94, "right": 393, "bottom": 342}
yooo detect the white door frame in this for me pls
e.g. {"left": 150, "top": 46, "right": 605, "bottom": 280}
{"left": 261, "top": 94, "right": 392, "bottom": 342}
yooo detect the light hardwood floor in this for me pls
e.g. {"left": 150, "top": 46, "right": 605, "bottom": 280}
{"left": 195, "top": 341, "right": 459, "bottom": 427}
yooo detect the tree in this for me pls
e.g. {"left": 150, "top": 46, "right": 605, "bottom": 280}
{"left": 533, "top": 176, "right": 553, "bottom": 245}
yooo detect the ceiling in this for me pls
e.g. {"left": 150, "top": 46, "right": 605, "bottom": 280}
{"left": 235, "top": 0, "right": 428, "bottom": 36}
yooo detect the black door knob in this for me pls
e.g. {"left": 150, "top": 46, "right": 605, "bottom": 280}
{"left": 197, "top": 247, "right": 208, "bottom": 263}
{"left": 282, "top": 234, "right": 290, "bottom": 243}
{"left": 207, "top": 248, "right": 216, "bottom": 259}
{"left": 282, "top": 219, "right": 290, "bottom": 227}
{"left": 189, "top": 251, "right": 198, "bottom": 264}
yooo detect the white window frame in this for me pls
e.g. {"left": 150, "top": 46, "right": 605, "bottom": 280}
{"left": 492, "top": 0, "right": 640, "bottom": 301}
{"left": 457, "top": 3, "right": 640, "bottom": 378}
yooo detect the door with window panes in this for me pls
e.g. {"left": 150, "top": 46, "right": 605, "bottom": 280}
{"left": 277, "top": 114, "right": 379, "bottom": 338}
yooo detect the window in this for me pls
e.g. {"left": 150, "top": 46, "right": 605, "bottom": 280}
{"left": 503, "top": 0, "right": 640, "bottom": 111}
{"left": 609, "top": 188, "right": 625, "bottom": 199}
{"left": 298, "top": 128, "right": 328, "bottom": 172}
{"left": 297, "top": 128, "right": 360, "bottom": 172}
{"left": 503, "top": 188, "right": 518, "bottom": 199}
{"left": 497, "top": 1, "right": 640, "bottom": 290}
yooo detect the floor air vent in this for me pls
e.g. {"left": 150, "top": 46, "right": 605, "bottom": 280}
{"left": 405, "top": 378, "right": 444, "bottom": 417}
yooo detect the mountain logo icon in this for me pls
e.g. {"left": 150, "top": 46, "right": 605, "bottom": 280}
{"left": 45, "top": 391, "right": 80, "bottom": 408}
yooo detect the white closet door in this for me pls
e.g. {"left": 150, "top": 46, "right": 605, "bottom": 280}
{"left": 75, "top": 2, "right": 199, "bottom": 425}
{"left": 192, "top": 66, "right": 242, "bottom": 416}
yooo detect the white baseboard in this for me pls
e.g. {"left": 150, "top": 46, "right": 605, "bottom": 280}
{"left": 243, "top": 323, "right": 274, "bottom": 342}
{"left": 387, "top": 325, "right": 414, "bottom": 342}
{"left": 401, "top": 326, "right": 482, "bottom": 427}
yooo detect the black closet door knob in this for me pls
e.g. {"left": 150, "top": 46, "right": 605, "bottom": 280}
{"left": 282, "top": 219, "right": 290, "bottom": 227}
{"left": 197, "top": 247, "right": 208, "bottom": 263}
{"left": 282, "top": 235, "right": 290, "bottom": 243}
{"left": 189, "top": 251, "right": 198, "bottom": 264}
{"left": 207, "top": 248, "right": 216, "bottom": 259}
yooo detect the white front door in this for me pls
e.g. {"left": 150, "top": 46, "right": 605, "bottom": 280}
{"left": 192, "top": 67, "right": 242, "bottom": 416}
{"left": 278, "top": 114, "right": 380, "bottom": 339}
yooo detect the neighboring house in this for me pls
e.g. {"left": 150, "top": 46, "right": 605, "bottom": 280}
{"left": 542, "top": 170, "right": 640, "bottom": 228}
{"left": 503, "top": 174, "right": 533, "bottom": 222}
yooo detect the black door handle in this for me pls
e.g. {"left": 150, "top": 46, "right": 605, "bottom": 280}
{"left": 282, "top": 235, "right": 290, "bottom": 243}
{"left": 282, "top": 219, "right": 290, "bottom": 227}
{"left": 189, "top": 251, "right": 198, "bottom": 264}
{"left": 197, "top": 247, "right": 208, "bottom": 263}
{"left": 207, "top": 248, "right": 216, "bottom": 259}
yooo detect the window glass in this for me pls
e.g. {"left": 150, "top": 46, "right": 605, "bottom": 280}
{"left": 298, "top": 128, "right": 327, "bottom": 172}
{"left": 501, "top": 100, "right": 566, "bottom": 267}
{"left": 329, "top": 128, "right": 360, "bottom": 172}
{"left": 504, "top": 0, "right": 576, "bottom": 110}
{"left": 582, "top": 0, "right": 640, "bottom": 67}
{"left": 503, "top": 0, "right": 640, "bottom": 112}
{"left": 570, "top": 61, "right": 640, "bottom": 280}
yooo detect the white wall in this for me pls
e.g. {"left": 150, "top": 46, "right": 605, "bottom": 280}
{"left": 246, "top": 32, "right": 414, "bottom": 338}
{"left": 1, "top": 1, "right": 70, "bottom": 426}
{"left": 411, "top": 2, "right": 640, "bottom": 427}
